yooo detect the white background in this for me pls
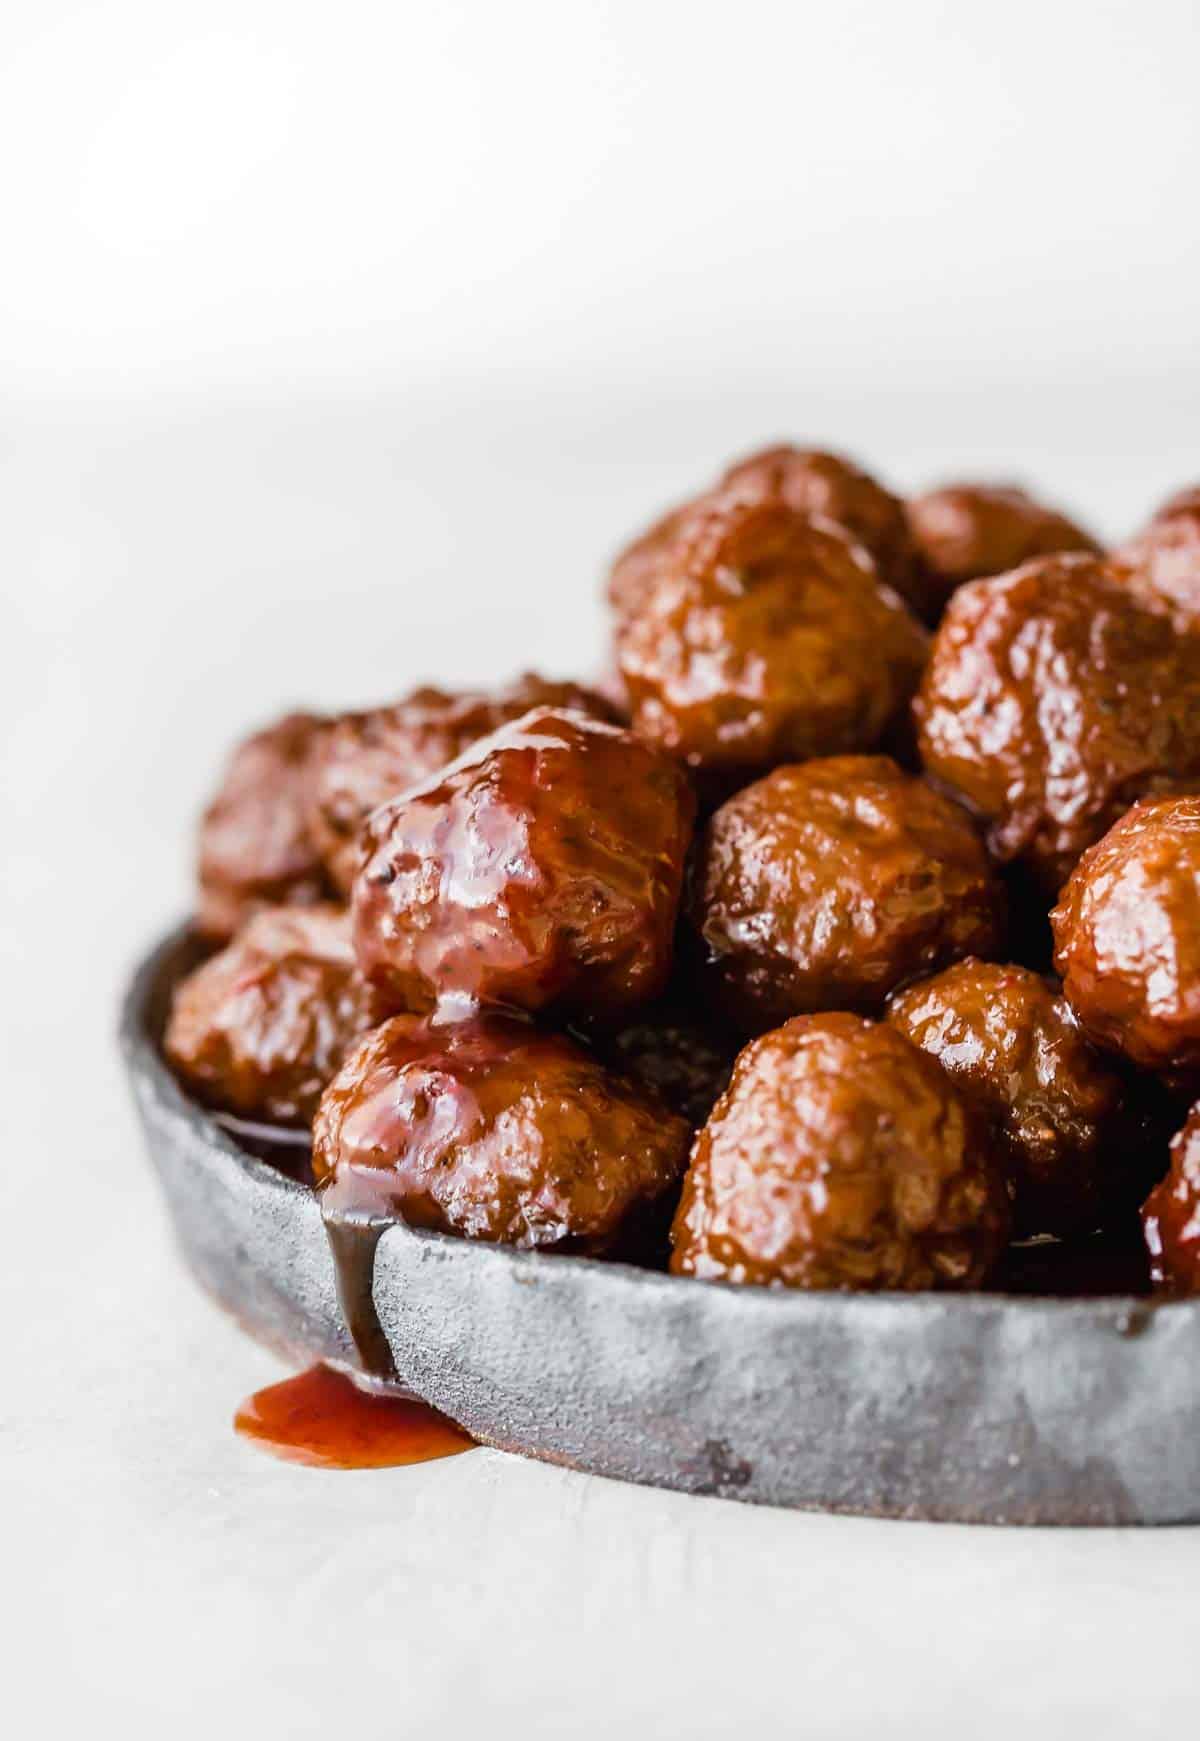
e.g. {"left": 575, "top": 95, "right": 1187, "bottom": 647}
{"left": 4, "top": 2, "right": 1200, "bottom": 1736}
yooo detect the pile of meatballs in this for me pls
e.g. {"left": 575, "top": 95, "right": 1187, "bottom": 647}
{"left": 164, "top": 448, "right": 1200, "bottom": 1299}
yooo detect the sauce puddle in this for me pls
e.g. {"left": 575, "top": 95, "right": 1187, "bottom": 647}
{"left": 235, "top": 1364, "right": 477, "bottom": 1469}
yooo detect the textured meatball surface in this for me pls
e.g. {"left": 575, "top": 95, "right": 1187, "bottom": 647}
{"left": 309, "top": 674, "right": 617, "bottom": 892}
{"left": 1114, "top": 487, "right": 1200, "bottom": 633}
{"left": 1142, "top": 1104, "right": 1200, "bottom": 1295}
{"left": 887, "top": 959, "right": 1136, "bottom": 1237}
{"left": 608, "top": 445, "right": 922, "bottom": 621}
{"left": 670, "top": 1013, "right": 1009, "bottom": 1289}
{"left": 165, "top": 905, "right": 384, "bottom": 1125}
{"left": 915, "top": 554, "right": 1200, "bottom": 892}
{"left": 353, "top": 707, "right": 696, "bottom": 1015}
{"left": 616, "top": 496, "right": 928, "bottom": 782}
{"left": 907, "top": 483, "right": 1098, "bottom": 616}
{"left": 719, "top": 444, "right": 924, "bottom": 610}
{"left": 1052, "top": 796, "right": 1200, "bottom": 1071}
{"left": 313, "top": 1012, "right": 689, "bottom": 1250}
{"left": 689, "top": 756, "right": 1003, "bottom": 1032}
{"left": 197, "top": 711, "right": 330, "bottom": 940}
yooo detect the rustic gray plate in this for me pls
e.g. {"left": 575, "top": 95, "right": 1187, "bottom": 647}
{"left": 121, "top": 925, "right": 1200, "bottom": 1524}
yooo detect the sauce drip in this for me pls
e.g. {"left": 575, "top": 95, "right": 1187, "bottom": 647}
{"left": 235, "top": 1364, "right": 476, "bottom": 1469}
{"left": 322, "top": 1214, "right": 398, "bottom": 1380}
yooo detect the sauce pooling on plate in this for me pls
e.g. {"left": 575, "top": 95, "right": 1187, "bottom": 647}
{"left": 235, "top": 1364, "right": 476, "bottom": 1469}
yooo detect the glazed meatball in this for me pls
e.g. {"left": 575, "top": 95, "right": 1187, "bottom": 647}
{"left": 688, "top": 757, "right": 1003, "bottom": 1033}
{"left": 887, "top": 960, "right": 1137, "bottom": 1237}
{"left": 608, "top": 445, "right": 923, "bottom": 620}
{"left": 353, "top": 707, "right": 696, "bottom": 1016}
{"left": 906, "top": 483, "right": 1098, "bottom": 617}
{"left": 1113, "top": 486, "right": 1200, "bottom": 633}
{"left": 165, "top": 905, "right": 385, "bottom": 1125}
{"left": 309, "top": 674, "right": 618, "bottom": 893}
{"left": 197, "top": 711, "right": 330, "bottom": 940}
{"left": 915, "top": 554, "right": 1200, "bottom": 892}
{"left": 1052, "top": 795, "right": 1200, "bottom": 1071}
{"left": 616, "top": 496, "right": 928, "bottom": 784}
{"left": 574, "top": 1001, "right": 736, "bottom": 1128}
{"left": 719, "top": 444, "right": 925, "bottom": 611}
{"left": 608, "top": 497, "right": 691, "bottom": 625}
{"left": 669, "top": 1013, "right": 1009, "bottom": 1289}
{"left": 313, "top": 1012, "right": 690, "bottom": 1251}
{"left": 1142, "top": 1103, "right": 1200, "bottom": 1295}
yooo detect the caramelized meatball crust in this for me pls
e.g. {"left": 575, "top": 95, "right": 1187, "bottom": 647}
{"left": 197, "top": 710, "right": 330, "bottom": 940}
{"left": 668, "top": 1016, "right": 1003, "bottom": 1288}
{"left": 165, "top": 905, "right": 384, "bottom": 1125}
{"left": 906, "top": 483, "right": 1098, "bottom": 616}
{"left": 689, "top": 756, "right": 1004, "bottom": 1032}
{"left": 1052, "top": 795, "right": 1200, "bottom": 1071}
{"left": 609, "top": 445, "right": 923, "bottom": 622}
{"left": 616, "top": 496, "right": 928, "bottom": 782}
{"left": 313, "top": 1012, "right": 690, "bottom": 1251}
{"left": 887, "top": 959, "right": 1137, "bottom": 1237}
{"left": 670, "top": 1013, "right": 1009, "bottom": 1290}
{"left": 915, "top": 554, "right": 1200, "bottom": 892}
{"left": 353, "top": 706, "right": 696, "bottom": 1016}
{"left": 308, "top": 674, "right": 618, "bottom": 893}
{"left": 1142, "top": 1103, "right": 1200, "bottom": 1295}
{"left": 719, "top": 444, "right": 925, "bottom": 611}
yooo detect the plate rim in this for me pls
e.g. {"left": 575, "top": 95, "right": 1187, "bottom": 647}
{"left": 120, "top": 919, "right": 1190, "bottom": 1328}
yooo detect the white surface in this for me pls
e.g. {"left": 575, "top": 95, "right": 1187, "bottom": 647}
{"left": 6, "top": 385, "right": 1200, "bottom": 1741}
{"left": 3, "top": 0, "right": 1200, "bottom": 402}
{"left": 5, "top": 1, "right": 1200, "bottom": 1734}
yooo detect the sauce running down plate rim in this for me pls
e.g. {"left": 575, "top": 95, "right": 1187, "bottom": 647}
{"left": 122, "top": 923, "right": 1200, "bottom": 1525}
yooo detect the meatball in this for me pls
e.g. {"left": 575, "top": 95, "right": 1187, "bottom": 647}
{"left": 1142, "top": 1104, "right": 1200, "bottom": 1295}
{"left": 915, "top": 554, "right": 1200, "bottom": 892}
{"left": 353, "top": 707, "right": 696, "bottom": 1016}
{"left": 886, "top": 959, "right": 1138, "bottom": 1237}
{"left": 608, "top": 497, "right": 691, "bottom": 625}
{"left": 309, "top": 674, "right": 618, "bottom": 893}
{"left": 197, "top": 711, "right": 330, "bottom": 940}
{"left": 1052, "top": 795, "right": 1200, "bottom": 1071}
{"left": 669, "top": 1013, "right": 1009, "bottom": 1289}
{"left": 688, "top": 757, "right": 1003, "bottom": 1033}
{"left": 1113, "top": 486, "right": 1200, "bottom": 633}
{"left": 313, "top": 1012, "right": 690, "bottom": 1251}
{"left": 719, "top": 444, "right": 925, "bottom": 611}
{"left": 615, "top": 495, "right": 928, "bottom": 784}
{"left": 907, "top": 483, "right": 1098, "bottom": 616}
{"left": 608, "top": 445, "right": 923, "bottom": 620}
{"left": 574, "top": 1001, "right": 736, "bottom": 1128}
{"left": 165, "top": 905, "right": 384, "bottom": 1125}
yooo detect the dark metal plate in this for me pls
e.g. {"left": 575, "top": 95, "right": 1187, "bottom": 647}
{"left": 121, "top": 926, "right": 1200, "bottom": 1524}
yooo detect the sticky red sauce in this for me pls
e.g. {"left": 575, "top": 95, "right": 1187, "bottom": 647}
{"left": 234, "top": 1364, "right": 476, "bottom": 1469}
